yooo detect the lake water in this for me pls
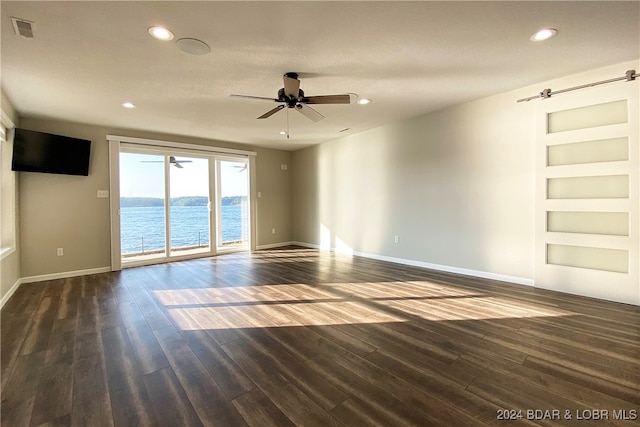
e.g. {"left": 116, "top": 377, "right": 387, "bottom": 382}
{"left": 121, "top": 204, "right": 247, "bottom": 254}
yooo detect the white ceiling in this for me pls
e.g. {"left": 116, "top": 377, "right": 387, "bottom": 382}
{"left": 1, "top": 1, "right": 638, "bottom": 151}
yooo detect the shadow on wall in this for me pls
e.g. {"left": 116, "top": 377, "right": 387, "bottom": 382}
{"left": 316, "top": 128, "right": 392, "bottom": 255}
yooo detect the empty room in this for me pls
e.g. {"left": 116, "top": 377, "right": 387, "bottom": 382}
{"left": 1, "top": 1, "right": 639, "bottom": 426}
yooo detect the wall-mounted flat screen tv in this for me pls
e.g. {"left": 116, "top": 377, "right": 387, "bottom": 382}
{"left": 11, "top": 128, "right": 91, "bottom": 176}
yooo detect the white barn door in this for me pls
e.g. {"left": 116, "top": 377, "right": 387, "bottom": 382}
{"left": 535, "top": 83, "right": 639, "bottom": 305}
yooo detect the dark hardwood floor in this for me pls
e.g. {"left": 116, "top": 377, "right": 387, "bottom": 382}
{"left": 1, "top": 247, "right": 639, "bottom": 426}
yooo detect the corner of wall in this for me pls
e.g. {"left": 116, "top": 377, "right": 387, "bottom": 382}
{"left": 1, "top": 90, "right": 21, "bottom": 306}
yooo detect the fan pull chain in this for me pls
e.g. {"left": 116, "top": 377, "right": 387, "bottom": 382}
{"left": 286, "top": 108, "right": 290, "bottom": 139}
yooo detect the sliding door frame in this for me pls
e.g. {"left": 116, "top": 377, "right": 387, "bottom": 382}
{"left": 215, "top": 156, "right": 251, "bottom": 252}
{"left": 108, "top": 135, "right": 257, "bottom": 271}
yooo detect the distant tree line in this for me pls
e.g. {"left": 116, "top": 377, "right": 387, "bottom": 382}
{"left": 120, "top": 196, "right": 247, "bottom": 207}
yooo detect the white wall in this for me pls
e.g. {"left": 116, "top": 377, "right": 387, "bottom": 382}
{"left": 292, "top": 60, "right": 639, "bottom": 285}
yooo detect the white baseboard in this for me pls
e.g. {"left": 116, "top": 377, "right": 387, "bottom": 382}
{"left": 354, "top": 250, "right": 534, "bottom": 286}
{"left": 1, "top": 278, "right": 22, "bottom": 309}
{"left": 290, "top": 241, "right": 320, "bottom": 249}
{"left": 20, "top": 266, "right": 112, "bottom": 284}
{"left": 256, "top": 241, "right": 296, "bottom": 250}
{"left": 291, "top": 241, "right": 534, "bottom": 287}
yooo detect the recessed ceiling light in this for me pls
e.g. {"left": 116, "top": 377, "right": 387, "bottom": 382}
{"left": 279, "top": 131, "right": 287, "bottom": 135}
{"left": 121, "top": 102, "right": 136, "bottom": 109}
{"left": 148, "top": 26, "right": 174, "bottom": 41}
{"left": 357, "top": 98, "right": 372, "bottom": 105}
{"left": 530, "top": 28, "right": 557, "bottom": 42}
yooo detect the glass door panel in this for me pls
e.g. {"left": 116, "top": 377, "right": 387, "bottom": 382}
{"left": 217, "top": 159, "right": 249, "bottom": 250}
{"left": 120, "top": 152, "right": 166, "bottom": 262}
{"left": 169, "top": 156, "right": 211, "bottom": 256}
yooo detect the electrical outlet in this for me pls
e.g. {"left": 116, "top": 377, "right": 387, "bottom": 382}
{"left": 394, "top": 235, "right": 399, "bottom": 244}
{"left": 258, "top": 191, "right": 262, "bottom": 198}
{"left": 57, "top": 248, "right": 64, "bottom": 256}
{"left": 272, "top": 228, "right": 276, "bottom": 234}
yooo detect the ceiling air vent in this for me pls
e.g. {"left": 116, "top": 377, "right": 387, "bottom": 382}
{"left": 11, "top": 17, "right": 34, "bottom": 38}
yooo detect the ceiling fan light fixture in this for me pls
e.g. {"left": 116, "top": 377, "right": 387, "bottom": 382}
{"left": 121, "top": 102, "right": 136, "bottom": 109}
{"left": 148, "top": 26, "right": 174, "bottom": 41}
{"left": 357, "top": 98, "right": 372, "bottom": 105}
{"left": 530, "top": 28, "right": 557, "bottom": 42}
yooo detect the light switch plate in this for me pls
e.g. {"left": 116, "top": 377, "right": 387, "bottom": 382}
{"left": 97, "top": 190, "right": 109, "bottom": 198}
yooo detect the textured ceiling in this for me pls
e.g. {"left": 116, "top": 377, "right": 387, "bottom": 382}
{"left": 1, "top": 1, "right": 639, "bottom": 150}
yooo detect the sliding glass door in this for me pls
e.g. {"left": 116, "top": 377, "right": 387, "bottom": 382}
{"left": 119, "top": 148, "right": 219, "bottom": 266}
{"left": 216, "top": 159, "right": 250, "bottom": 251}
{"left": 169, "top": 156, "right": 211, "bottom": 257}
{"left": 120, "top": 152, "right": 167, "bottom": 262}
{"left": 108, "top": 136, "right": 255, "bottom": 271}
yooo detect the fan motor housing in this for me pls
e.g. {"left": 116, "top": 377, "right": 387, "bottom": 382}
{"left": 278, "top": 87, "right": 304, "bottom": 107}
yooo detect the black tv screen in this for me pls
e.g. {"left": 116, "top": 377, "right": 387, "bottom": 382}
{"left": 11, "top": 128, "right": 91, "bottom": 176}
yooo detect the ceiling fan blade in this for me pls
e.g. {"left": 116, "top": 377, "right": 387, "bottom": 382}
{"left": 296, "top": 104, "right": 324, "bottom": 122}
{"left": 283, "top": 75, "right": 300, "bottom": 98}
{"left": 174, "top": 162, "right": 184, "bottom": 169}
{"left": 258, "top": 104, "right": 285, "bottom": 119}
{"left": 230, "top": 94, "right": 279, "bottom": 102}
{"left": 176, "top": 160, "right": 192, "bottom": 164}
{"left": 302, "top": 94, "right": 351, "bottom": 104}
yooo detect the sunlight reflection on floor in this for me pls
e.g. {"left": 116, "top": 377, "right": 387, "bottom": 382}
{"left": 154, "top": 281, "right": 575, "bottom": 330}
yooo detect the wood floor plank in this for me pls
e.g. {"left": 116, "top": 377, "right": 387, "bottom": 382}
{"left": 466, "top": 370, "right": 599, "bottom": 427}
{"left": 182, "top": 329, "right": 255, "bottom": 400}
{"left": 32, "top": 414, "right": 71, "bottom": 427}
{"left": 117, "top": 301, "right": 170, "bottom": 376}
{"left": 483, "top": 331, "right": 640, "bottom": 389}
{"left": 109, "top": 381, "right": 157, "bottom": 427}
{"left": 308, "top": 353, "right": 441, "bottom": 426}
{"left": 232, "top": 388, "right": 297, "bottom": 427}
{"left": 3, "top": 282, "right": 46, "bottom": 316}
{"left": 258, "top": 381, "right": 343, "bottom": 427}
{"left": 453, "top": 353, "right": 636, "bottom": 411}
{"left": 101, "top": 326, "right": 157, "bottom": 427}
{"left": 221, "top": 338, "right": 290, "bottom": 390}
{"left": 125, "top": 279, "right": 173, "bottom": 331}
{"left": 20, "top": 296, "right": 60, "bottom": 356}
{"left": 522, "top": 356, "right": 640, "bottom": 405}
{"left": 29, "top": 360, "right": 73, "bottom": 426}
{"left": 142, "top": 367, "right": 203, "bottom": 427}
{"left": 1, "top": 313, "right": 35, "bottom": 388}
{"left": 153, "top": 325, "right": 248, "bottom": 426}
{"left": 234, "top": 328, "right": 349, "bottom": 411}
{"left": 70, "top": 353, "right": 113, "bottom": 427}
{"left": 326, "top": 345, "right": 484, "bottom": 426}
{"left": 0, "top": 351, "right": 45, "bottom": 427}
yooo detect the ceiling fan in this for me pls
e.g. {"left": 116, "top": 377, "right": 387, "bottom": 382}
{"left": 141, "top": 156, "right": 192, "bottom": 169}
{"left": 230, "top": 72, "right": 351, "bottom": 123}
